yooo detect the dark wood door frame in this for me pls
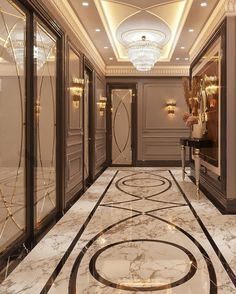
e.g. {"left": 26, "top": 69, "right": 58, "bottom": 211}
{"left": 84, "top": 59, "right": 95, "bottom": 185}
{"left": 0, "top": 0, "right": 65, "bottom": 265}
{"left": 106, "top": 83, "right": 137, "bottom": 166}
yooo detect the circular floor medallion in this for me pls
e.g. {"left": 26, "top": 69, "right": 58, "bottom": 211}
{"left": 89, "top": 239, "right": 197, "bottom": 291}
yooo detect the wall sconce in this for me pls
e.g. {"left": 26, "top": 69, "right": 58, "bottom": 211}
{"left": 97, "top": 96, "right": 107, "bottom": 116}
{"left": 35, "top": 99, "right": 41, "bottom": 116}
{"left": 204, "top": 75, "right": 218, "bottom": 96}
{"left": 166, "top": 101, "right": 176, "bottom": 115}
{"left": 69, "top": 77, "right": 84, "bottom": 109}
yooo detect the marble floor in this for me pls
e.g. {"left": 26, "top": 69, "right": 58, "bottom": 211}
{"left": 0, "top": 168, "right": 236, "bottom": 293}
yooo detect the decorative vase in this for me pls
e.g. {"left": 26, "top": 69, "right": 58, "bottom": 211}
{"left": 192, "top": 123, "right": 203, "bottom": 139}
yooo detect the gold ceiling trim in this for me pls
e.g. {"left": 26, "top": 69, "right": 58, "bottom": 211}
{"left": 105, "top": 65, "right": 189, "bottom": 76}
{"left": 95, "top": 0, "right": 193, "bottom": 62}
{"left": 102, "top": 0, "right": 181, "bottom": 11}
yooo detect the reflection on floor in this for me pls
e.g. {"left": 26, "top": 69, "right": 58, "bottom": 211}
{"left": 1, "top": 168, "right": 236, "bottom": 293}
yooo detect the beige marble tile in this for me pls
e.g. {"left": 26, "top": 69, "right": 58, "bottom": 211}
{"left": 1, "top": 168, "right": 235, "bottom": 293}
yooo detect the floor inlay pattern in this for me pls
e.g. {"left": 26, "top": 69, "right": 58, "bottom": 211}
{"left": 1, "top": 168, "right": 235, "bottom": 293}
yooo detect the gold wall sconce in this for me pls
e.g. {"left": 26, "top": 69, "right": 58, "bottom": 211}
{"left": 97, "top": 96, "right": 107, "bottom": 116}
{"left": 35, "top": 100, "right": 41, "bottom": 116}
{"left": 166, "top": 100, "right": 176, "bottom": 115}
{"left": 70, "top": 77, "right": 84, "bottom": 109}
{"left": 204, "top": 75, "right": 218, "bottom": 96}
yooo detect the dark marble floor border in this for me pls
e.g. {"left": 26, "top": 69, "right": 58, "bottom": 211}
{"left": 169, "top": 170, "right": 236, "bottom": 288}
{"left": 69, "top": 170, "right": 218, "bottom": 293}
{"left": 24, "top": 168, "right": 236, "bottom": 293}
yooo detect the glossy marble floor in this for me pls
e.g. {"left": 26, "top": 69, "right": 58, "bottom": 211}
{"left": 1, "top": 168, "right": 236, "bottom": 293}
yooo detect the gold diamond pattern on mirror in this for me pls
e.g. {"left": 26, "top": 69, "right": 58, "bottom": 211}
{"left": 0, "top": 0, "right": 26, "bottom": 253}
{"left": 35, "top": 23, "right": 57, "bottom": 225}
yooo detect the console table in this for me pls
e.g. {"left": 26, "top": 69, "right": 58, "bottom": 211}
{"left": 180, "top": 137, "right": 212, "bottom": 199}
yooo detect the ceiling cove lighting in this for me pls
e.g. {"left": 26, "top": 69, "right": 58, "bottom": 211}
{"left": 128, "top": 36, "right": 161, "bottom": 72}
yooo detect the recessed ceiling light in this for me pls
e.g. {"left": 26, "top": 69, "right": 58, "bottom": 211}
{"left": 176, "top": 57, "right": 180, "bottom": 61}
{"left": 185, "top": 57, "right": 189, "bottom": 61}
{"left": 104, "top": 46, "right": 108, "bottom": 49}
{"left": 82, "top": 2, "right": 89, "bottom": 6}
{"left": 95, "top": 28, "right": 101, "bottom": 32}
{"left": 200, "top": 2, "right": 207, "bottom": 7}
{"left": 109, "top": 57, "right": 113, "bottom": 60}
{"left": 188, "top": 29, "right": 194, "bottom": 32}
{"left": 180, "top": 46, "right": 185, "bottom": 50}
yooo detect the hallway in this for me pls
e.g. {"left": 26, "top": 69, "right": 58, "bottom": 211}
{"left": 1, "top": 168, "right": 235, "bottom": 293}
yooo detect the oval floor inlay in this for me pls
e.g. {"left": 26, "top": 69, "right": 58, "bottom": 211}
{"left": 89, "top": 239, "right": 197, "bottom": 291}
{"left": 115, "top": 173, "right": 172, "bottom": 198}
{"left": 123, "top": 178, "right": 166, "bottom": 188}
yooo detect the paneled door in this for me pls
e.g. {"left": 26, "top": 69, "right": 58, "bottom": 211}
{"left": 111, "top": 89, "right": 133, "bottom": 165}
{"left": 65, "top": 44, "right": 83, "bottom": 205}
{"left": 84, "top": 71, "right": 89, "bottom": 183}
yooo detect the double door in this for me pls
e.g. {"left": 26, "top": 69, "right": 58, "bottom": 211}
{"left": 0, "top": 0, "right": 62, "bottom": 258}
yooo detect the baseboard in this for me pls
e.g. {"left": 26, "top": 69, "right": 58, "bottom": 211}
{"left": 189, "top": 176, "right": 236, "bottom": 214}
{"left": 136, "top": 160, "right": 188, "bottom": 167}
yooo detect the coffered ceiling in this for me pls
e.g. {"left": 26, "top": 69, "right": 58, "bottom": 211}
{"left": 68, "top": 0, "right": 219, "bottom": 69}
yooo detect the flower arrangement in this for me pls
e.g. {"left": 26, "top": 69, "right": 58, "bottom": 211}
{"left": 182, "top": 77, "right": 201, "bottom": 127}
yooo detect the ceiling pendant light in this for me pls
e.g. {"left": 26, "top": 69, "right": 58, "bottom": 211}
{"left": 127, "top": 36, "right": 161, "bottom": 72}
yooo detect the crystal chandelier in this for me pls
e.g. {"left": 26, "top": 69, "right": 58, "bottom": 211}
{"left": 6, "top": 39, "right": 54, "bottom": 70}
{"left": 128, "top": 36, "right": 161, "bottom": 72}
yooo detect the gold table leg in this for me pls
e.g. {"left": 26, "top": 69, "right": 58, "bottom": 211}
{"left": 194, "top": 148, "right": 201, "bottom": 200}
{"left": 181, "top": 145, "right": 186, "bottom": 180}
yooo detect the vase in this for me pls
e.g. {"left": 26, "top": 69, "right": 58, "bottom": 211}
{"left": 192, "top": 123, "right": 203, "bottom": 139}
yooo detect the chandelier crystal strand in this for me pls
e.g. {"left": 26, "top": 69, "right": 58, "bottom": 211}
{"left": 128, "top": 36, "right": 161, "bottom": 72}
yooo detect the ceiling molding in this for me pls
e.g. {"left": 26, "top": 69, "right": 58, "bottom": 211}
{"left": 95, "top": 0, "right": 193, "bottom": 62}
{"left": 105, "top": 65, "right": 189, "bottom": 76}
{"left": 48, "top": 0, "right": 106, "bottom": 75}
{"left": 189, "top": 0, "right": 236, "bottom": 62}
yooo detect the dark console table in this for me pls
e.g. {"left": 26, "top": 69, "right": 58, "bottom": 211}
{"left": 180, "top": 137, "right": 212, "bottom": 199}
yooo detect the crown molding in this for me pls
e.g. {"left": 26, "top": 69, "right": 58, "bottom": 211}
{"left": 225, "top": 0, "right": 236, "bottom": 13}
{"left": 105, "top": 65, "right": 189, "bottom": 77}
{"left": 189, "top": 0, "right": 236, "bottom": 62}
{"left": 48, "top": 0, "right": 106, "bottom": 75}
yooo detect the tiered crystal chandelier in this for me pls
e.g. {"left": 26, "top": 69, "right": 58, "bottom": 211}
{"left": 128, "top": 36, "right": 161, "bottom": 72}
